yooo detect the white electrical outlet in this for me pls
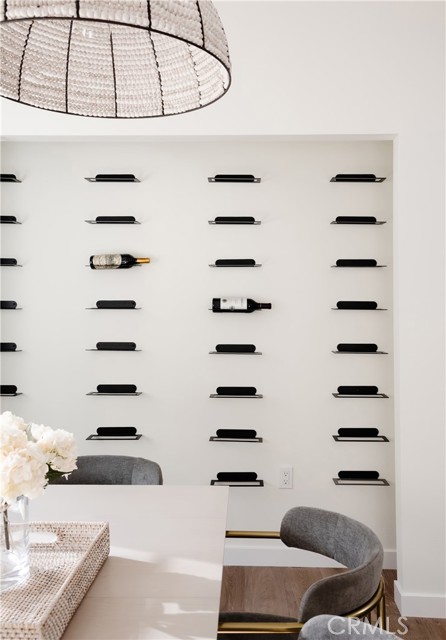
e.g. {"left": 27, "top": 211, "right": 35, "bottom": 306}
{"left": 279, "top": 466, "right": 293, "bottom": 489}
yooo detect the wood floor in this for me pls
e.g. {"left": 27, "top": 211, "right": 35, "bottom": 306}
{"left": 220, "top": 567, "right": 446, "bottom": 639}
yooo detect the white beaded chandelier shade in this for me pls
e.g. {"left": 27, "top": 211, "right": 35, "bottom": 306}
{"left": 0, "top": 0, "right": 231, "bottom": 118}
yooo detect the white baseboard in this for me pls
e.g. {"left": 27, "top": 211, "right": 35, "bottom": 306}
{"left": 394, "top": 580, "right": 446, "bottom": 618}
{"left": 223, "top": 540, "right": 397, "bottom": 569}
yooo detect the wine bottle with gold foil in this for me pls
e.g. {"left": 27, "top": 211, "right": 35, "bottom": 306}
{"left": 212, "top": 297, "right": 271, "bottom": 313}
{"left": 89, "top": 254, "right": 150, "bottom": 269}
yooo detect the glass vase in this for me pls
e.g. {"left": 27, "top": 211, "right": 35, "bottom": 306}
{"left": 0, "top": 496, "right": 30, "bottom": 592}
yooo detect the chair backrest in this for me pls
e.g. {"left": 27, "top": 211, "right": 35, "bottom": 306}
{"left": 300, "top": 615, "right": 397, "bottom": 639}
{"left": 280, "top": 507, "right": 383, "bottom": 622}
{"left": 51, "top": 455, "right": 163, "bottom": 485}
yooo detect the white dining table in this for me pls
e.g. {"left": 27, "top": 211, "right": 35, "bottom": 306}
{"left": 30, "top": 485, "right": 229, "bottom": 640}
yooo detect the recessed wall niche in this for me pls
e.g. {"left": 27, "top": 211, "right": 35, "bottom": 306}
{"left": 0, "top": 140, "right": 394, "bottom": 553}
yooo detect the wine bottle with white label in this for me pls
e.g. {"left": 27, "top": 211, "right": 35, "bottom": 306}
{"left": 89, "top": 254, "right": 150, "bottom": 269}
{"left": 212, "top": 297, "right": 272, "bottom": 313}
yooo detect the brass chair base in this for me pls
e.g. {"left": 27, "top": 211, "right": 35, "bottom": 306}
{"left": 218, "top": 576, "right": 386, "bottom": 635}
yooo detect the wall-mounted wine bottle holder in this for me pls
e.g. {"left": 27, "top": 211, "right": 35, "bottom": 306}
{"left": 85, "top": 263, "right": 143, "bottom": 268}
{"left": 85, "top": 216, "right": 140, "bottom": 224}
{"left": 332, "top": 386, "right": 389, "bottom": 399}
{"left": 1, "top": 216, "right": 21, "bottom": 224}
{"left": 1, "top": 385, "right": 22, "bottom": 396}
{"left": 1, "top": 301, "right": 21, "bottom": 310}
{"left": 331, "top": 173, "right": 391, "bottom": 483}
{"left": 332, "top": 259, "right": 386, "bottom": 268}
{"left": 1, "top": 258, "right": 22, "bottom": 267}
{"left": 332, "top": 344, "right": 388, "bottom": 354}
{"left": 87, "top": 427, "right": 142, "bottom": 440}
{"left": 333, "top": 308, "right": 388, "bottom": 311}
{"left": 87, "top": 384, "right": 141, "bottom": 396}
{"left": 335, "top": 301, "right": 377, "bottom": 310}
{"left": 84, "top": 174, "right": 140, "bottom": 183}
{"left": 333, "top": 435, "right": 389, "bottom": 442}
{"left": 211, "top": 480, "right": 264, "bottom": 486}
{"left": 210, "top": 429, "right": 262, "bottom": 443}
{"left": 210, "top": 394, "right": 263, "bottom": 399}
{"left": 330, "top": 216, "right": 386, "bottom": 225}
{"left": 210, "top": 386, "right": 263, "bottom": 398}
{"left": 208, "top": 174, "right": 261, "bottom": 183}
{"left": 209, "top": 259, "right": 261, "bottom": 267}
{"left": 209, "top": 344, "right": 262, "bottom": 355}
{"left": 87, "top": 392, "right": 142, "bottom": 396}
{"left": 333, "top": 427, "right": 388, "bottom": 442}
{"left": 211, "top": 472, "right": 264, "bottom": 486}
{"left": 330, "top": 174, "right": 386, "bottom": 183}
{"left": 208, "top": 216, "right": 261, "bottom": 225}
{"left": 1, "top": 174, "right": 21, "bottom": 183}
{"left": 86, "top": 342, "right": 140, "bottom": 351}
{"left": 333, "top": 471, "right": 389, "bottom": 486}
{"left": 86, "top": 300, "right": 140, "bottom": 310}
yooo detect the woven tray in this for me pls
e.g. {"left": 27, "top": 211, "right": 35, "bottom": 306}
{"left": 0, "top": 521, "right": 110, "bottom": 640}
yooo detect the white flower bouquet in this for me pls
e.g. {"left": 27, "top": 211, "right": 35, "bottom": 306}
{"left": 0, "top": 412, "right": 77, "bottom": 590}
{"left": 0, "top": 411, "right": 77, "bottom": 506}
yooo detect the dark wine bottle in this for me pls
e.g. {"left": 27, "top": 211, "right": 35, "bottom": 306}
{"left": 212, "top": 297, "right": 271, "bottom": 312}
{"left": 89, "top": 254, "right": 150, "bottom": 269}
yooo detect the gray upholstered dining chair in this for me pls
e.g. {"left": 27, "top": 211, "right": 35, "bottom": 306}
{"left": 218, "top": 506, "right": 385, "bottom": 638}
{"left": 300, "top": 615, "right": 397, "bottom": 639}
{"left": 50, "top": 455, "right": 163, "bottom": 485}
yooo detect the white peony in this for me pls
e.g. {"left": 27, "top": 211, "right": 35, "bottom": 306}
{"left": 0, "top": 411, "right": 29, "bottom": 456}
{"left": 0, "top": 412, "right": 77, "bottom": 505}
{"left": 0, "top": 443, "right": 48, "bottom": 504}
{"left": 30, "top": 424, "right": 77, "bottom": 473}
{"left": 0, "top": 411, "right": 27, "bottom": 433}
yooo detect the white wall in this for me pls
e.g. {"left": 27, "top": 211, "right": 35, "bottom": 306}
{"left": 1, "top": 0, "right": 444, "bottom": 618}
{"left": 1, "top": 138, "right": 394, "bottom": 554}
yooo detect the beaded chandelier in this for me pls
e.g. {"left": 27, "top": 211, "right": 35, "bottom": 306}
{"left": 0, "top": 0, "right": 231, "bottom": 118}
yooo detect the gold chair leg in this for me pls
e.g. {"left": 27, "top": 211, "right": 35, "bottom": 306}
{"left": 378, "top": 592, "right": 387, "bottom": 630}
